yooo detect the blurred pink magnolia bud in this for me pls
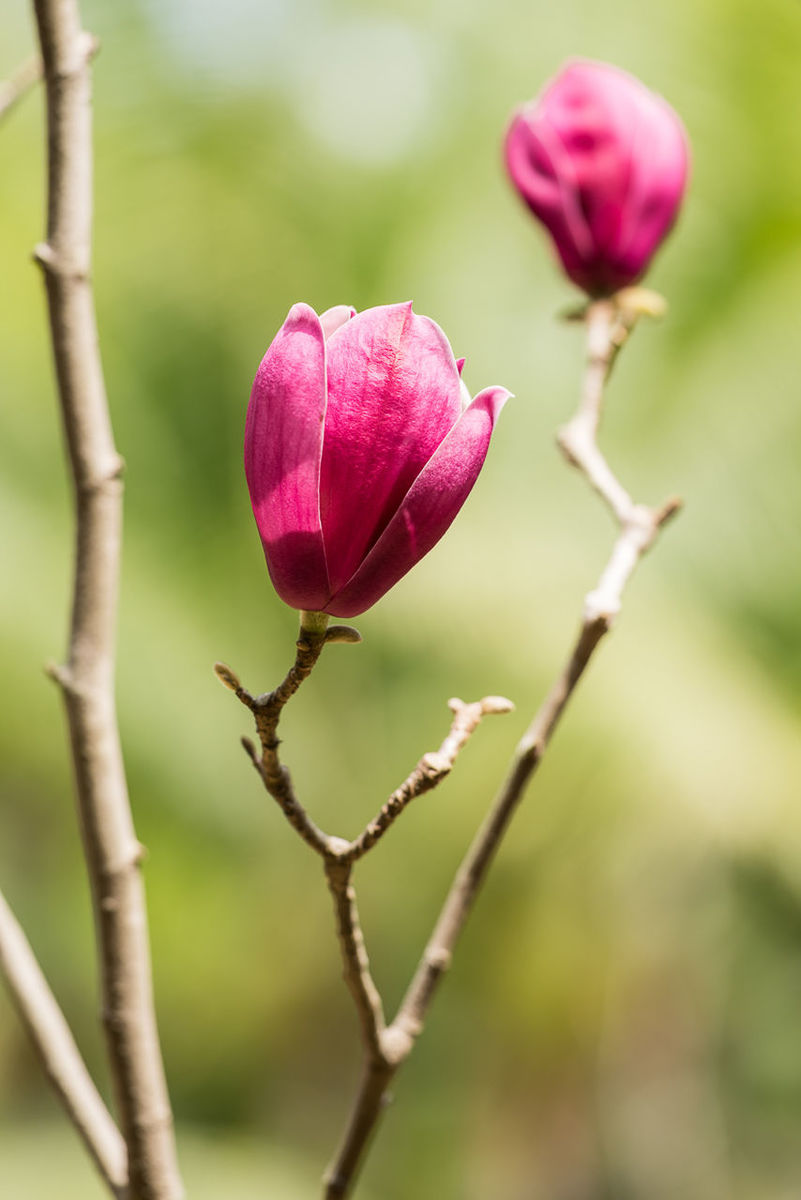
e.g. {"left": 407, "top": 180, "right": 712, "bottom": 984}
{"left": 245, "top": 302, "right": 510, "bottom": 618}
{"left": 504, "top": 60, "right": 689, "bottom": 296}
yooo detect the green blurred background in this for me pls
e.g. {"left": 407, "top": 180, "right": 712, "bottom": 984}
{"left": 2, "top": 0, "right": 801, "bottom": 1196}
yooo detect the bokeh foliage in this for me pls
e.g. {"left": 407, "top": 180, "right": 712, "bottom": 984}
{"left": 1, "top": 0, "right": 801, "bottom": 1196}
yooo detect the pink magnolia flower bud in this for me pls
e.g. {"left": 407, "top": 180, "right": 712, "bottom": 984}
{"left": 245, "top": 302, "right": 510, "bottom": 618}
{"left": 504, "top": 60, "right": 689, "bottom": 296}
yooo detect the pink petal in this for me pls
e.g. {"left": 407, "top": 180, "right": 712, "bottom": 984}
{"left": 320, "top": 304, "right": 357, "bottom": 340}
{"left": 320, "top": 301, "right": 463, "bottom": 593}
{"left": 546, "top": 62, "right": 635, "bottom": 258}
{"left": 326, "top": 386, "right": 510, "bottom": 617}
{"left": 612, "top": 94, "right": 689, "bottom": 277}
{"left": 505, "top": 107, "right": 595, "bottom": 282}
{"left": 505, "top": 60, "right": 689, "bottom": 295}
{"left": 244, "top": 303, "right": 331, "bottom": 611}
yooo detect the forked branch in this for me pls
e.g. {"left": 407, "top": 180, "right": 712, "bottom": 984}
{"left": 217, "top": 622, "right": 508, "bottom": 865}
{"left": 218, "top": 631, "right": 512, "bottom": 1200}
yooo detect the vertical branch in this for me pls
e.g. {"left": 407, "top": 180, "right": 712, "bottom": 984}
{"left": 322, "top": 856, "right": 395, "bottom": 1200}
{"left": 322, "top": 1057, "right": 396, "bottom": 1200}
{"left": 0, "top": 890, "right": 127, "bottom": 1196}
{"left": 324, "top": 856, "right": 386, "bottom": 1058}
{"left": 30, "top": 2, "right": 182, "bottom": 1197}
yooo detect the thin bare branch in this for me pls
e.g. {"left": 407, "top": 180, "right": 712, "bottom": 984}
{"left": 323, "top": 293, "right": 682, "bottom": 1198}
{"left": 347, "top": 695, "right": 513, "bottom": 862}
{"left": 0, "top": 889, "right": 127, "bottom": 1197}
{"left": 324, "top": 855, "right": 386, "bottom": 1058}
{"left": 323, "top": 1057, "right": 396, "bottom": 1200}
{"left": 0, "top": 54, "right": 41, "bottom": 122}
{"left": 219, "top": 629, "right": 513, "bottom": 1197}
{"left": 30, "top": 2, "right": 181, "bottom": 1196}
{"left": 215, "top": 618, "right": 334, "bottom": 855}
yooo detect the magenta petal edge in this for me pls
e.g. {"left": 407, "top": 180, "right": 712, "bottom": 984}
{"left": 245, "top": 302, "right": 509, "bottom": 617}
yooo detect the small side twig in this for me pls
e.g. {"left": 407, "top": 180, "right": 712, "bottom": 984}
{"left": 0, "top": 889, "right": 128, "bottom": 1197}
{"left": 321, "top": 692, "right": 514, "bottom": 1194}
{"left": 215, "top": 615, "right": 336, "bottom": 855}
{"left": 323, "top": 292, "right": 682, "bottom": 1198}
{"left": 0, "top": 55, "right": 41, "bottom": 122}
{"left": 348, "top": 695, "right": 513, "bottom": 862}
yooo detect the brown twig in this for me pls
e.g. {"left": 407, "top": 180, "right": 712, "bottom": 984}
{"left": 218, "top": 628, "right": 511, "bottom": 1198}
{"left": 30, "top": 2, "right": 181, "bottom": 1197}
{"left": 0, "top": 889, "right": 128, "bottom": 1196}
{"left": 324, "top": 852, "right": 386, "bottom": 1059}
{"left": 217, "top": 623, "right": 511, "bottom": 867}
{"left": 322, "top": 292, "right": 682, "bottom": 1198}
{"left": 0, "top": 54, "right": 41, "bottom": 121}
{"left": 215, "top": 614, "right": 336, "bottom": 856}
{"left": 320, "top": 702, "right": 512, "bottom": 1198}
{"left": 347, "top": 695, "right": 514, "bottom": 862}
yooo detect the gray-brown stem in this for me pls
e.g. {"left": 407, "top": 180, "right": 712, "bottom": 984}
{"left": 322, "top": 1057, "right": 397, "bottom": 1200}
{"left": 347, "top": 696, "right": 513, "bottom": 862}
{"left": 219, "top": 647, "right": 509, "bottom": 1198}
{"left": 0, "top": 890, "right": 127, "bottom": 1195}
{"left": 30, "top": 2, "right": 181, "bottom": 1196}
{"left": 215, "top": 622, "right": 334, "bottom": 855}
{"left": 324, "top": 856, "right": 386, "bottom": 1058}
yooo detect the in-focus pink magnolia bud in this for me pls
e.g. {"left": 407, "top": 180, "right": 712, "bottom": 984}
{"left": 504, "top": 60, "right": 689, "bottom": 296}
{"left": 245, "top": 302, "right": 510, "bottom": 618}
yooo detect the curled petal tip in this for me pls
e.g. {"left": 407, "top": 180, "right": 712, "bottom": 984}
{"left": 472, "top": 385, "right": 513, "bottom": 419}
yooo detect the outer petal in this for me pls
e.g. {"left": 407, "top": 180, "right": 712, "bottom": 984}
{"left": 244, "top": 303, "right": 331, "bottom": 611}
{"left": 325, "top": 386, "right": 510, "bottom": 618}
{"left": 545, "top": 61, "right": 638, "bottom": 262}
{"left": 505, "top": 60, "right": 688, "bottom": 295}
{"left": 320, "top": 301, "right": 463, "bottom": 593}
{"left": 612, "top": 93, "right": 688, "bottom": 282}
{"left": 505, "top": 106, "right": 596, "bottom": 287}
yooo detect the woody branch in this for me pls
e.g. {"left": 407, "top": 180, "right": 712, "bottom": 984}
{"left": 26, "top": 1, "right": 182, "bottom": 1196}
